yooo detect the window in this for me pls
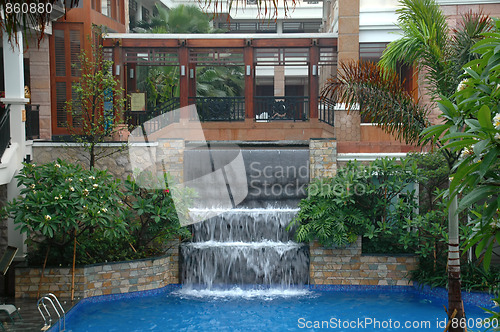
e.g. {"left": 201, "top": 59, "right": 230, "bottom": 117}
{"left": 359, "top": 42, "right": 417, "bottom": 123}
{"left": 51, "top": 23, "right": 83, "bottom": 134}
{"left": 101, "top": 0, "right": 111, "bottom": 17}
{"left": 142, "top": 7, "right": 150, "bottom": 21}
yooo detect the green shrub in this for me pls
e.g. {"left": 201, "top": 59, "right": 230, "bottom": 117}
{"left": 7, "top": 159, "right": 126, "bottom": 261}
{"left": 6, "top": 161, "right": 193, "bottom": 266}
{"left": 290, "top": 157, "right": 420, "bottom": 248}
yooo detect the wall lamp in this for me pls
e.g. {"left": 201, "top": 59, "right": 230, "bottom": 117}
{"left": 312, "top": 65, "right": 318, "bottom": 76}
{"left": 181, "top": 65, "right": 186, "bottom": 76}
{"left": 246, "top": 65, "right": 252, "bottom": 76}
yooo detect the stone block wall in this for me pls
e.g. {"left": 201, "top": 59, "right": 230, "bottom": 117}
{"left": 15, "top": 246, "right": 179, "bottom": 299}
{"left": 309, "top": 138, "right": 337, "bottom": 179}
{"left": 310, "top": 238, "right": 417, "bottom": 286}
{"left": 33, "top": 140, "right": 185, "bottom": 185}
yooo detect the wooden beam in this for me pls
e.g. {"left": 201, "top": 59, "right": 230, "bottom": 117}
{"left": 244, "top": 46, "right": 254, "bottom": 119}
{"left": 309, "top": 44, "right": 319, "bottom": 119}
{"left": 103, "top": 37, "right": 337, "bottom": 49}
{"left": 179, "top": 46, "right": 189, "bottom": 108}
{"left": 187, "top": 39, "right": 246, "bottom": 48}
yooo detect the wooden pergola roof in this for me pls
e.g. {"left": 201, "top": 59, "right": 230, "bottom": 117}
{"left": 103, "top": 33, "right": 337, "bottom": 48}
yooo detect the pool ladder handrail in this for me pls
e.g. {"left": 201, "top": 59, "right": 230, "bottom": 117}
{"left": 37, "top": 293, "right": 65, "bottom": 331}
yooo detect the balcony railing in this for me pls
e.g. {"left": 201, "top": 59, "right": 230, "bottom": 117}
{"left": 0, "top": 105, "right": 11, "bottom": 159}
{"left": 26, "top": 104, "right": 40, "bottom": 140}
{"left": 189, "top": 96, "right": 245, "bottom": 122}
{"left": 126, "top": 98, "right": 180, "bottom": 133}
{"left": 254, "top": 96, "right": 309, "bottom": 122}
{"left": 318, "top": 97, "right": 336, "bottom": 127}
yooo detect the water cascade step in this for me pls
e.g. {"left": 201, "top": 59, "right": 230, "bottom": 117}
{"left": 180, "top": 144, "right": 310, "bottom": 289}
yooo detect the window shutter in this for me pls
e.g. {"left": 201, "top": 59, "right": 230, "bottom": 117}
{"left": 56, "top": 82, "right": 67, "bottom": 127}
{"left": 55, "top": 30, "right": 66, "bottom": 77}
{"left": 70, "top": 30, "right": 81, "bottom": 77}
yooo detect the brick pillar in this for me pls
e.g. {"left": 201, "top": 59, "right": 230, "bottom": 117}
{"left": 336, "top": 0, "right": 361, "bottom": 141}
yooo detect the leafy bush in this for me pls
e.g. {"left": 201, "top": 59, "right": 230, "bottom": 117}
{"left": 6, "top": 161, "right": 192, "bottom": 266}
{"left": 7, "top": 160, "right": 126, "bottom": 254}
{"left": 290, "top": 157, "right": 420, "bottom": 248}
{"left": 123, "top": 172, "right": 192, "bottom": 251}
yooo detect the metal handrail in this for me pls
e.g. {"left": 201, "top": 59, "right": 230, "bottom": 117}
{"left": 126, "top": 97, "right": 180, "bottom": 133}
{"left": 188, "top": 96, "right": 245, "bottom": 122}
{"left": 318, "top": 97, "right": 336, "bottom": 127}
{"left": 254, "top": 96, "right": 309, "bottom": 122}
{"left": 37, "top": 293, "right": 65, "bottom": 331}
{"left": 0, "top": 105, "right": 11, "bottom": 159}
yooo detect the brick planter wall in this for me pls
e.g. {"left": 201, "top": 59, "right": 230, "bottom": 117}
{"left": 310, "top": 237, "right": 417, "bottom": 286}
{"left": 15, "top": 247, "right": 179, "bottom": 299}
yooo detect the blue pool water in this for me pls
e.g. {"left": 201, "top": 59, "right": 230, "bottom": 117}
{"left": 61, "top": 286, "right": 495, "bottom": 332}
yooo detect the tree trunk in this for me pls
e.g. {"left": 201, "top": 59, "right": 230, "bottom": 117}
{"left": 71, "top": 231, "right": 77, "bottom": 301}
{"left": 37, "top": 244, "right": 51, "bottom": 299}
{"left": 448, "top": 193, "right": 463, "bottom": 332}
{"left": 90, "top": 144, "right": 95, "bottom": 169}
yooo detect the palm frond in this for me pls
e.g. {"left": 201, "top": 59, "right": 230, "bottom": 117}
{"left": 322, "top": 61, "right": 431, "bottom": 145}
{"left": 0, "top": 0, "right": 80, "bottom": 48}
{"left": 380, "top": 0, "right": 451, "bottom": 99}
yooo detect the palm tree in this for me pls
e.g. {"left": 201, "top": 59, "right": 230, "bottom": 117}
{"left": 0, "top": 1, "right": 80, "bottom": 47}
{"left": 322, "top": 1, "right": 492, "bottom": 329}
{"left": 133, "top": 4, "right": 212, "bottom": 34}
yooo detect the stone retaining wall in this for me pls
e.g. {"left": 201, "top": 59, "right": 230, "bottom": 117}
{"left": 310, "top": 238, "right": 417, "bottom": 286}
{"left": 32, "top": 139, "right": 185, "bottom": 184}
{"left": 15, "top": 247, "right": 179, "bottom": 299}
{"left": 309, "top": 138, "right": 337, "bottom": 179}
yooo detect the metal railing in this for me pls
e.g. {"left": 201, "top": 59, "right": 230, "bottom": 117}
{"left": 126, "top": 98, "right": 180, "bottom": 133}
{"left": 37, "top": 293, "right": 65, "bottom": 331}
{"left": 189, "top": 96, "right": 245, "bottom": 122}
{"left": 26, "top": 104, "right": 40, "bottom": 140}
{"left": 318, "top": 97, "right": 336, "bottom": 127}
{"left": 0, "top": 105, "right": 11, "bottom": 159}
{"left": 254, "top": 96, "right": 309, "bottom": 122}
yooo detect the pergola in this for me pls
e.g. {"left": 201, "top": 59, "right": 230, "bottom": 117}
{"left": 103, "top": 33, "right": 337, "bottom": 124}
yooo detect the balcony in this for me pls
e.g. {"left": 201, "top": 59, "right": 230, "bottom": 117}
{"left": 126, "top": 96, "right": 336, "bottom": 128}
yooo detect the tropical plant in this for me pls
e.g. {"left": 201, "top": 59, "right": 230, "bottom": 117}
{"left": 65, "top": 27, "right": 128, "bottom": 169}
{"left": 122, "top": 172, "right": 192, "bottom": 251}
{"left": 134, "top": 4, "right": 212, "bottom": 34}
{"left": 422, "top": 19, "right": 500, "bottom": 272}
{"left": 5, "top": 159, "right": 127, "bottom": 281}
{"left": 138, "top": 66, "right": 179, "bottom": 110}
{"left": 197, "top": 66, "right": 244, "bottom": 97}
{"left": 290, "top": 158, "right": 420, "bottom": 248}
{"left": 321, "top": 1, "right": 494, "bottom": 326}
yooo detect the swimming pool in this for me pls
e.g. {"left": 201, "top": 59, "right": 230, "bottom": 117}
{"left": 58, "top": 285, "right": 496, "bottom": 332}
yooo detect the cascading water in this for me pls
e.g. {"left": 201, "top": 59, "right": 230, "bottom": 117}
{"left": 180, "top": 144, "right": 310, "bottom": 292}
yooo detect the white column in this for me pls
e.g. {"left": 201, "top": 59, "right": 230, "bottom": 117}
{"left": 2, "top": 31, "right": 27, "bottom": 150}
{"left": 1, "top": 31, "right": 28, "bottom": 257}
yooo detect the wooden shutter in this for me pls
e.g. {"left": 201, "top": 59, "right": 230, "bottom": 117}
{"left": 50, "top": 23, "right": 83, "bottom": 135}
